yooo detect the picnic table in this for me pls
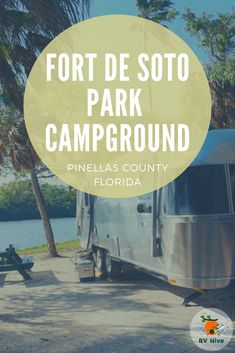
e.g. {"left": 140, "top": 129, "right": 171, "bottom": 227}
{"left": 0, "top": 244, "right": 33, "bottom": 280}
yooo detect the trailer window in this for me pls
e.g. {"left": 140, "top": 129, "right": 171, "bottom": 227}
{"left": 163, "top": 165, "right": 229, "bottom": 215}
{"left": 229, "top": 164, "right": 235, "bottom": 211}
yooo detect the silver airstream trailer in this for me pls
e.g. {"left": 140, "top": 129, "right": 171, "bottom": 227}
{"left": 76, "top": 129, "right": 235, "bottom": 295}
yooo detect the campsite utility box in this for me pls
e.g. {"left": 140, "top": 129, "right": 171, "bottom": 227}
{"left": 75, "top": 258, "right": 95, "bottom": 282}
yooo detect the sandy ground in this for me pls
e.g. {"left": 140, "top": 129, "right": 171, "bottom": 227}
{"left": 0, "top": 250, "right": 234, "bottom": 353}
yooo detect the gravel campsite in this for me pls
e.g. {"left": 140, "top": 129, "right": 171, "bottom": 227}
{"left": 0, "top": 250, "right": 234, "bottom": 353}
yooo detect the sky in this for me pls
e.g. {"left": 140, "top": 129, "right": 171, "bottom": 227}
{"left": 91, "top": 0, "right": 235, "bottom": 64}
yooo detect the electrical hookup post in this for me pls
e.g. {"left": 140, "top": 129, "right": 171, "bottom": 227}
{"left": 24, "top": 15, "right": 211, "bottom": 199}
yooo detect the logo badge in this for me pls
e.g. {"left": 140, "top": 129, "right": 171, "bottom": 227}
{"left": 190, "top": 308, "right": 233, "bottom": 351}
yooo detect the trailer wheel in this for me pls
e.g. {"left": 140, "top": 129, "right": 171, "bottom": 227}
{"left": 105, "top": 252, "right": 122, "bottom": 279}
{"left": 95, "top": 248, "right": 106, "bottom": 274}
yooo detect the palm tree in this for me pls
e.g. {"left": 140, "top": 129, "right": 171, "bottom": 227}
{"left": 0, "top": 0, "right": 91, "bottom": 256}
{"left": 0, "top": 0, "right": 91, "bottom": 109}
{"left": 135, "top": 1, "right": 177, "bottom": 112}
{"left": 0, "top": 110, "right": 59, "bottom": 256}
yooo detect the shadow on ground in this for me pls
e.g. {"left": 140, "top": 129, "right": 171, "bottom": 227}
{"left": 24, "top": 270, "right": 60, "bottom": 287}
{"left": 0, "top": 273, "right": 7, "bottom": 287}
{"left": 1, "top": 268, "right": 235, "bottom": 321}
{"left": 0, "top": 266, "right": 234, "bottom": 353}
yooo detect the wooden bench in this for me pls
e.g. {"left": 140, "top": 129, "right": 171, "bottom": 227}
{"left": 0, "top": 245, "right": 33, "bottom": 280}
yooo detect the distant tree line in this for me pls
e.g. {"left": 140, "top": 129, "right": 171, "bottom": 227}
{"left": 0, "top": 181, "right": 76, "bottom": 221}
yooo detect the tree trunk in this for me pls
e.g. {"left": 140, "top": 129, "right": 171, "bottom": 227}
{"left": 30, "top": 168, "right": 58, "bottom": 256}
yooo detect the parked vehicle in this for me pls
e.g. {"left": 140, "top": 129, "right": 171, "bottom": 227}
{"left": 76, "top": 129, "right": 235, "bottom": 290}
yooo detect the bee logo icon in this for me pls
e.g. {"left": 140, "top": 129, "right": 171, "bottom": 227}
{"left": 200, "top": 315, "right": 224, "bottom": 335}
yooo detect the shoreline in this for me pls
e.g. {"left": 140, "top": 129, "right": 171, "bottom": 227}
{"left": 18, "top": 239, "right": 80, "bottom": 255}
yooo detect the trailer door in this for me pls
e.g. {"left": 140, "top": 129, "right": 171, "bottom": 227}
{"left": 76, "top": 191, "right": 91, "bottom": 248}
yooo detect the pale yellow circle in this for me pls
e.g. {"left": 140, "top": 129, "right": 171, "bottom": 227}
{"left": 24, "top": 15, "right": 211, "bottom": 198}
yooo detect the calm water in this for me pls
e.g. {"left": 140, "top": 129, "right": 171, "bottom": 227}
{"left": 0, "top": 217, "right": 77, "bottom": 250}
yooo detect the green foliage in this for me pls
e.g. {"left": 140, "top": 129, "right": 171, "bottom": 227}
{"left": 208, "top": 60, "right": 235, "bottom": 86}
{"left": 200, "top": 315, "right": 218, "bottom": 322}
{"left": 40, "top": 183, "right": 76, "bottom": 219}
{"left": 183, "top": 9, "right": 235, "bottom": 86}
{"left": 0, "top": 181, "right": 76, "bottom": 221}
{"left": 183, "top": 9, "right": 235, "bottom": 128}
{"left": 183, "top": 9, "right": 235, "bottom": 62}
{"left": 136, "top": 0, "right": 177, "bottom": 22}
{"left": 0, "top": 0, "right": 91, "bottom": 110}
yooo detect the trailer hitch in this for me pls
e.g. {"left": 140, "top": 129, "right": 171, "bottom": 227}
{"left": 183, "top": 289, "right": 207, "bottom": 306}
